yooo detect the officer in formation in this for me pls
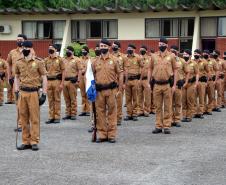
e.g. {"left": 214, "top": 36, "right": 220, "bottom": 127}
{"left": 1, "top": 35, "right": 226, "bottom": 146}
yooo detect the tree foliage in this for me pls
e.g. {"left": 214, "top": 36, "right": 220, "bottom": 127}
{"left": 0, "top": 0, "right": 226, "bottom": 9}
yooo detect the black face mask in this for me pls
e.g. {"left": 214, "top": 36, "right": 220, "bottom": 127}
{"left": 183, "top": 57, "right": 189, "bottom": 62}
{"left": 66, "top": 51, "right": 72, "bottom": 57}
{"left": 127, "top": 50, "right": 133, "bottom": 55}
{"left": 22, "top": 49, "right": 30, "bottom": 57}
{"left": 159, "top": 46, "right": 167, "bottom": 52}
{"left": 82, "top": 51, "right": 88, "bottom": 56}
{"left": 140, "top": 50, "right": 146, "bottom": 55}
{"left": 224, "top": 57, "right": 226, "bottom": 60}
{"left": 95, "top": 50, "right": 101, "bottom": 56}
{"left": 112, "top": 47, "right": 118, "bottom": 52}
{"left": 49, "top": 49, "right": 55, "bottom": 54}
{"left": 203, "top": 55, "right": 209, "bottom": 59}
{"left": 213, "top": 55, "right": 218, "bottom": 59}
{"left": 100, "top": 48, "right": 108, "bottom": 55}
{"left": 194, "top": 55, "right": 200, "bottom": 60}
{"left": 171, "top": 50, "right": 177, "bottom": 55}
{"left": 17, "top": 41, "right": 23, "bottom": 47}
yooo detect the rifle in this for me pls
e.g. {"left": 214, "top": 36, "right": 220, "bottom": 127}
{"left": 92, "top": 102, "right": 97, "bottom": 142}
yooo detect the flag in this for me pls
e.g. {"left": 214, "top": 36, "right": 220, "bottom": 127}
{"left": 85, "top": 59, "right": 97, "bottom": 102}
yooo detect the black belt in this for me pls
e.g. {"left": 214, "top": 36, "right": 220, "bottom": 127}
{"left": 65, "top": 77, "right": 78, "bottom": 83}
{"left": 155, "top": 80, "right": 169, "bottom": 85}
{"left": 96, "top": 82, "right": 118, "bottom": 91}
{"left": 177, "top": 80, "right": 185, "bottom": 89}
{"left": 209, "top": 75, "right": 216, "bottom": 81}
{"left": 128, "top": 74, "right": 141, "bottom": 81}
{"left": 47, "top": 74, "right": 62, "bottom": 81}
{"left": 0, "top": 72, "right": 5, "bottom": 80}
{"left": 142, "top": 76, "right": 148, "bottom": 80}
{"left": 82, "top": 72, "right": 85, "bottom": 76}
{"left": 20, "top": 86, "right": 39, "bottom": 92}
{"left": 199, "top": 76, "right": 208, "bottom": 83}
{"left": 219, "top": 74, "right": 225, "bottom": 79}
{"left": 188, "top": 76, "right": 196, "bottom": 83}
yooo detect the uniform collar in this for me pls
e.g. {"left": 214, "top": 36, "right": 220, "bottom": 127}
{"left": 157, "top": 50, "right": 169, "bottom": 58}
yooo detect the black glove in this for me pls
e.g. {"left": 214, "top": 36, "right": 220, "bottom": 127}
{"left": 0, "top": 72, "right": 5, "bottom": 81}
{"left": 9, "top": 77, "right": 14, "bottom": 87}
{"left": 15, "top": 91, "right": 19, "bottom": 101}
{"left": 39, "top": 94, "right": 46, "bottom": 106}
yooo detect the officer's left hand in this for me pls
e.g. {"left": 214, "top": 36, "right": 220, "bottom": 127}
{"left": 171, "top": 85, "right": 176, "bottom": 93}
{"left": 58, "top": 83, "right": 64, "bottom": 91}
{"left": 39, "top": 93, "right": 46, "bottom": 106}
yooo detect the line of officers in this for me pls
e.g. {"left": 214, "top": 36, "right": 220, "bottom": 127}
{"left": 0, "top": 34, "right": 226, "bottom": 149}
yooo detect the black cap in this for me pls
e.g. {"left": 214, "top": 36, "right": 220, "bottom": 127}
{"left": 141, "top": 45, "right": 148, "bottom": 51}
{"left": 170, "top": 45, "right": 178, "bottom": 51}
{"left": 17, "top": 34, "right": 27, "bottom": 40}
{"left": 128, "top": 44, "right": 136, "bottom": 49}
{"left": 203, "top": 50, "right": 210, "bottom": 54}
{"left": 49, "top": 44, "right": 58, "bottom": 50}
{"left": 22, "top": 41, "right": 33, "bottom": 48}
{"left": 184, "top": 49, "right": 191, "bottom": 56}
{"left": 100, "top": 39, "right": 111, "bottom": 46}
{"left": 213, "top": 50, "right": 220, "bottom": 56}
{"left": 66, "top": 46, "right": 74, "bottom": 53}
{"left": 82, "top": 45, "right": 89, "bottom": 53}
{"left": 159, "top": 37, "right": 168, "bottom": 44}
{"left": 113, "top": 41, "right": 121, "bottom": 48}
{"left": 194, "top": 49, "right": 202, "bottom": 55}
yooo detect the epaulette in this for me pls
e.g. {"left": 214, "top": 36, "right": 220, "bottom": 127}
{"left": 35, "top": 57, "right": 43, "bottom": 61}
{"left": 17, "top": 57, "right": 24, "bottom": 61}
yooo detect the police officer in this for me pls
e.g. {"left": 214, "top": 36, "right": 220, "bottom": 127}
{"left": 0, "top": 53, "right": 7, "bottom": 106}
{"left": 7, "top": 34, "right": 27, "bottom": 104}
{"left": 149, "top": 38, "right": 178, "bottom": 134}
{"left": 170, "top": 45, "right": 189, "bottom": 127}
{"left": 111, "top": 41, "right": 125, "bottom": 125}
{"left": 45, "top": 44, "right": 65, "bottom": 124}
{"left": 92, "top": 39, "right": 123, "bottom": 143}
{"left": 94, "top": 43, "right": 101, "bottom": 57}
{"left": 138, "top": 45, "right": 152, "bottom": 117}
{"left": 193, "top": 49, "right": 209, "bottom": 119}
{"left": 14, "top": 41, "right": 47, "bottom": 151}
{"left": 124, "top": 44, "right": 142, "bottom": 121}
{"left": 182, "top": 49, "right": 199, "bottom": 122}
{"left": 203, "top": 50, "right": 218, "bottom": 115}
{"left": 212, "top": 50, "right": 225, "bottom": 111}
{"left": 62, "top": 46, "right": 79, "bottom": 120}
{"left": 78, "top": 46, "right": 91, "bottom": 116}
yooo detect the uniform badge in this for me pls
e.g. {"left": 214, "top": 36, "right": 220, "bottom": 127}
{"left": 32, "top": 62, "right": 37, "bottom": 68}
{"left": 55, "top": 59, "right": 59, "bottom": 64}
{"left": 119, "top": 57, "right": 122, "bottom": 61}
{"left": 166, "top": 56, "right": 171, "bottom": 61}
{"left": 133, "top": 61, "right": 137, "bottom": 65}
{"left": 190, "top": 63, "right": 194, "bottom": 67}
{"left": 146, "top": 59, "right": 149, "bottom": 64}
{"left": 109, "top": 60, "right": 113, "bottom": 65}
{"left": 209, "top": 61, "right": 212, "bottom": 65}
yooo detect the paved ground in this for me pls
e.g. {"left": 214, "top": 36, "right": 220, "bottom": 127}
{"left": 0, "top": 92, "right": 226, "bottom": 185}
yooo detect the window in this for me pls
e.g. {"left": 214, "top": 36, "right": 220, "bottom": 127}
{"left": 180, "top": 39, "right": 193, "bottom": 51}
{"left": 218, "top": 17, "right": 226, "bottom": 36}
{"left": 145, "top": 19, "right": 160, "bottom": 37}
{"left": 201, "top": 17, "right": 217, "bottom": 37}
{"left": 71, "top": 19, "right": 118, "bottom": 41}
{"left": 162, "top": 19, "right": 178, "bottom": 37}
{"left": 180, "top": 18, "right": 194, "bottom": 37}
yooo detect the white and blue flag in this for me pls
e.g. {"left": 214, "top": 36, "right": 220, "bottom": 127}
{"left": 85, "top": 59, "right": 97, "bottom": 102}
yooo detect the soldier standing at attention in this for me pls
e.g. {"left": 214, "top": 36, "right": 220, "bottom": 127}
{"left": 0, "top": 53, "right": 7, "bottom": 106}
{"left": 111, "top": 41, "right": 125, "bottom": 125}
{"left": 92, "top": 39, "right": 123, "bottom": 143}
{"left": 62, "top": 46, "right": 80, "bottom": 120}
{"left": 203, "top": 50, "right": 218, "bottom": 115}
{"left": 149, "top": 38, "right": 178, "bottom": 134}
{"left": 181, "top": 49, "right": 199, "bottom": 122}
{"left": 138, "top": 45, "right": 152, "bottom": 117}
{"left": 124, "top": 44, "right": 142, "bottom": 121}
{"left": 78, "top": 46, "right": 91, "bottom": 116}
{"left": 193, "top": 49, "right": 209, "bottom": 119}
{"left": 14, "top": 41, "right": 47, "bottom": 151}
{"left": 170, "top": 45, "right": 189, "bottom": 127}
{"left": 45, "top": 44, "right": 65, "bottom": 124}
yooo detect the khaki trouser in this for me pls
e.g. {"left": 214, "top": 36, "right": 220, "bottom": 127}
{"left": 196, "top": 82, "right": 207, "bottom": 114}
{"left": 63, "top": 81, "right": 77, "bottom": 116}
{"left": 47, "top": 80, "right": 61, "bottom": 120}
{"left": 172, "top": 87, "right": 182, "bottom": 123}
{"left": 182, "top": 83, "right": 196, "bottom": 119}
{"left": 137, "top": 82, "right": 143, "bottom": 115}
{"left": 154, "top": 84, "right": 172, "bottom": 129}
{"left": 79, "top": 76, "right": 90, "bottom": 113}
{"left": 205, "top": 80, "right": 215, "bottom": 113}
{"left": 0, "top": 79, "right": 4, "bottom": 103}
{"left": 96, "top": 89, "right": 117, "bottom": 139}
{"left": 19, "top": 91, "right": 40, "bottom": 145}
{"left": 7, "top": 82, "right": 15, "bottom": 103}
{"left": 221, "top": 78, "right": 225, "bottom": 105}
{"left": 150, "top": 91, "right": 155, "bottom": 113}
{"left": 125, "top": 79, "right": 139, "bottom": 116}
{"left": 137, "top": 79, "right": 151, "bottom": 115}
{"left": 116, "top": 88, "right": 123, "bottom": 123}
{"left": 214, "top": 79, "right": 222, "bottom": 108}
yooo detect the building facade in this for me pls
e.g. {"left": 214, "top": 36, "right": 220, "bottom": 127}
{"left": 0, "top": 5, "right": 226, "bottom": 59}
